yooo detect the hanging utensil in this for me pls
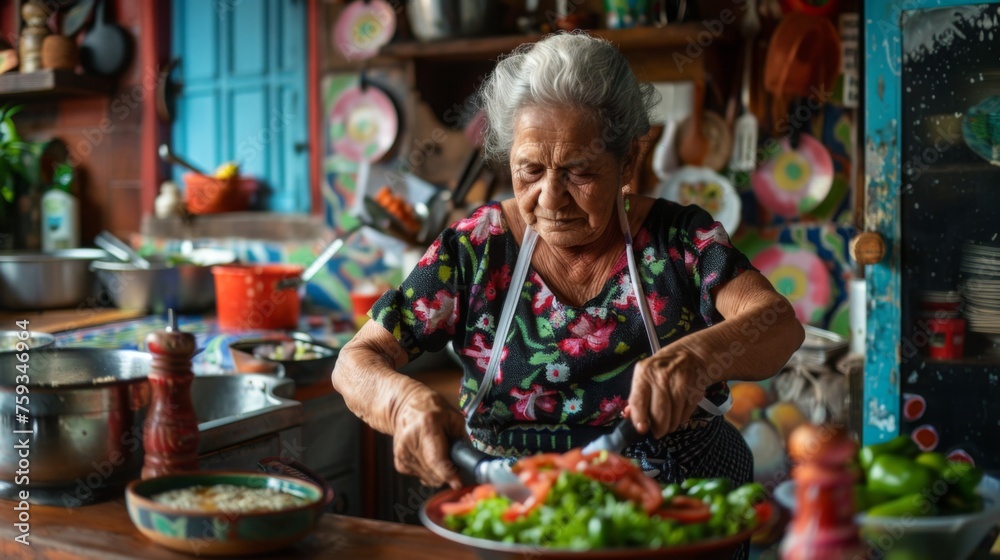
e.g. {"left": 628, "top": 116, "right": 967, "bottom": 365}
{"left": 79, "top": 0, "right": 132, "bottom": 77}
{"left": 94, "top": 230, "right": 151, "bottom": 269}
{"left": 158, "top": 144, "right": 208, "bottom": 176}
{"left": 730, "top": 0, "right": 761, "bottom": 173}
{"left": 678, "top": 80, "right": 709, "bottom": 167}
{"left": 276, "top": 226, "right": 361, "bottom": 291}
{"left": 651, "top": 82, "right": 693, "bottom": 181}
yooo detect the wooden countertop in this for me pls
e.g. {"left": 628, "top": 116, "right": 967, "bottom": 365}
{"left": 0, "top": 498, "right": 476, "bottom": 559}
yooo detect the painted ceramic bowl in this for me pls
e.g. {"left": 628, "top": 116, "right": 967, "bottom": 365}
{"left": 126, "top": 472, "right": 327, "bottom": 557}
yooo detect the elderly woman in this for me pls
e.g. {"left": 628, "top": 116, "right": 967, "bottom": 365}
{"left": 333, "top": 33, "right": 803, "bottom": 493}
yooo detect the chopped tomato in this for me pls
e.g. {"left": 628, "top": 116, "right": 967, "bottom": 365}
{"left": 609, "top": 471, "right": 663, "bottom": 514}
{"left": 512, "top": 453, "right": 562, "bottom": 473}
{"left": 501, "top": 478, "right": 553, "bottom": 521}
{"left": 753, "top": 501, "right": 773, "bottom": 524}
{"left": 654, "top": 496, "right": 712, "bottom": 524}
{"left": 580, "top": 451, "right": 641, "bottom": 484}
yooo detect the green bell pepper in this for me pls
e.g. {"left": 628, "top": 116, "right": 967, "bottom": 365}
{"left": 684, "top": 478, "right": 731, "bottom": 500}
{"left": 942, "top": 491, "right": 984, "bottom": 515}
{"left": 854, "top": 484, "right": 894, "bottom": 513}
{"left": 727, "top": 482, "right": 767, "bottom": 508}
{"left": 942, "top": 461, "right": 983, "bottom": 499}
{"left": 661, "top": 483, "right": 682, "bottom": 501}
{"left": 866, "top": 493, "right": 937, "bottom": 518}
{"left": 914, "top": 452, "right": 950, "bottom": 473}
{"left": 867, "top": 454, "right": 936, "bottom": 497}
{"left": 858, "top": 435, "right": 919, "bottom": 470}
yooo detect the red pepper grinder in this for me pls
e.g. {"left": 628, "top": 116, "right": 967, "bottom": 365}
{"left": 781, "top": 424, "right": 866, "bottom": 560}
{"left": 142, "top": 310, "right": 200, "bottom": 479}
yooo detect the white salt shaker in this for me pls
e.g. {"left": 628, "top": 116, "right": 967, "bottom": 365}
{"left": 154, "top": 181, "right": 183, "bottom": 219}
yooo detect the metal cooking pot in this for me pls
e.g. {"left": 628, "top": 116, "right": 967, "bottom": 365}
{"left": 0, "top": 330, "right": 55, "bottom": 352}
{"left": 407, "top": 0, "right": 492, "bottom": 42}
{"left": 0, "top": 348, "right": 150, "bottom": 506}
{"left": 90, "top": 249, "right": 237, "bottom": 313}
{"left": 0, "top": 249, "right": 108, "bottom": 310}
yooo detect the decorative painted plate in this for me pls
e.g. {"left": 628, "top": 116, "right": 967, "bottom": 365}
{"left": 658, "top": 166, "right": 742, "bottom": 234}
{"left": 962, "top": 96, "right": 1000, "bottom": 166}
{"left": 329, "top": 84, "right": 398, "bottom": 163}
{"left": 751, "top": 244, "right": 832, "bottom": 324}
{"left": 751, "top": 133, "right": 834, "bottom": 218}
{"left": 333, "top": 0, "right": 396, "bottom": 61}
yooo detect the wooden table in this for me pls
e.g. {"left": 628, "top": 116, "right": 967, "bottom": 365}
{"left": 0, "top": 498, "right": 476, "bottom": 559}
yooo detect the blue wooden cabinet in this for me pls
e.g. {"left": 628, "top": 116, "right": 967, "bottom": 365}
{"left": 864, "top": 0, "right": 1000, "bottom": 470}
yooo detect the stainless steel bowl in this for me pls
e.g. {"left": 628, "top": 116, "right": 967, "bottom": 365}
{"left": 91, "top": 249, "right": 237, "bottom": 313}
{"left": 0, "top": 348, "right": 151, "bottom": 505}
{"left": 0, "top": 249, "right": 108, "bottom": 310}
{"left": 406, "top": 0, "right": 492, "bottom": 41}
{"left": 0, "top": 330, "right": 55, "bottom": 352}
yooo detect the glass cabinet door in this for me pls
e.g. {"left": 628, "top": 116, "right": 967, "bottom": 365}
{"left": 866, "top": 0, "right": 1000, "bottom": 471}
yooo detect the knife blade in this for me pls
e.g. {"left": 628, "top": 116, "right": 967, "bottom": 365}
{"left": 450, "top": 440, "right": 532, "bottom": 503}
{"left": 581, "top": 417, "right": 643, "bottom": 456}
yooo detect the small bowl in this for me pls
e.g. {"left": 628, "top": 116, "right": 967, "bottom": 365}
{"left": 0, "top": 330, "right": 55, "bottom": 353}
{"left": 126, "top": 471, "right": 327, "bottom": 557}
{"left": 229, "top": 334, "right": 339, "bottom": 385}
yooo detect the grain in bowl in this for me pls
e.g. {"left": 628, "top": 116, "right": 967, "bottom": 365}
{"left": 151, "top": 484, "right": 308, "bottom": 513}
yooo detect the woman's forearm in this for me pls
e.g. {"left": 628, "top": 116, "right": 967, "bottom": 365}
{"left": 675, "top": 271, "right": 805, "bottom": 389}
{"left": 331, "top": 320, "right": 428, "bottom": 435}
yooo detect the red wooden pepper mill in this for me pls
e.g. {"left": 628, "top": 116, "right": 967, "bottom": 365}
{"left": 141, "top": 310, "right": 200, "bottom": 479}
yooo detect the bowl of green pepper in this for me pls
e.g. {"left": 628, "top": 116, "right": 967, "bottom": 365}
{"left": 775, "top": 434, "right": 1000, "bottom": 560}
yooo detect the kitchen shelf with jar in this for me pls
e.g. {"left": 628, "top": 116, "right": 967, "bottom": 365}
{"left": 0, "top": 69, "right": 112, "bottom": 101}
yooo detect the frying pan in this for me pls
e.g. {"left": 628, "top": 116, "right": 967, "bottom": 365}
{"left": 80, "top": 0, "right": 132, "bottom": 76}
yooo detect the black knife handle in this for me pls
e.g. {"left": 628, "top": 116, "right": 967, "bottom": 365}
{"left": 450, "top": 439, "right": 489, "bottom": 486}
{"left": 614, "top": 417, "right": 643, "bottom": 448}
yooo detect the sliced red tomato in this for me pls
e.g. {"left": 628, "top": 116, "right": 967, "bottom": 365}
{"left": 440, "top": 484, "right": 497, "bottom": 515}
{"left": 654, "top": 496, "right": 712, "bottom": 524}
{"left": 511, "top": 452, "right": 561, "bottom": 473}
{"left": 581, "top": 451, "right": 640, "bottom": 484}
{"left": 501, "top": 478, "right": 553, "bottom": 521}
{"left": 753, "top": 501, "right": 773, "bottom": 524}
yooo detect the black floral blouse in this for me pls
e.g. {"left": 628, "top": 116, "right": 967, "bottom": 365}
{"left": 370, "top": 198, "right": 755, "bottom": 456}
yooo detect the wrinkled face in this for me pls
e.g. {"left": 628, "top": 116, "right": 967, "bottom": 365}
{"left": 509, "top": 106, "right": 630, "bottom": 248}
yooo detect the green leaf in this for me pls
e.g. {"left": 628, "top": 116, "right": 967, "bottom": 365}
{"left": 528, "top": 350, "right": 559, "bottom": 365}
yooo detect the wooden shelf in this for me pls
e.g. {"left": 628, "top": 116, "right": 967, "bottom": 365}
{"left": 0, "top": 69, "right": 112, "bottom": 100}
{"left": 380, "top": 23, "right": 733, "bottom": 61}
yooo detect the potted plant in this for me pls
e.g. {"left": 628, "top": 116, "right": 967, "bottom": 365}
{"left": 0, "top": 105, "right": 31, "bottom": 250}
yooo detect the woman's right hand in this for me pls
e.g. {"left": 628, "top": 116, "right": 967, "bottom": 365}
{"left": 392, "top": 387, "right": 467, "bottom": 489}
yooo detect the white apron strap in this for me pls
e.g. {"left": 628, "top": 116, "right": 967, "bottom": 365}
{"left": 616, "top": 194, "right": 730, "bottom": 417}
{"left": 462, "top": 226, "right": 539, "bottom": 426}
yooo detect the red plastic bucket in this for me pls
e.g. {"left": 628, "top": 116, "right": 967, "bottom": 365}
{"left": 211, "top": 264, "right": 303, "bottom": 331}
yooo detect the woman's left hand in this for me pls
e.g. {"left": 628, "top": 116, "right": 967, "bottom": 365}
{"left": 626, "top": 339, "right": 711, "bottom": 439}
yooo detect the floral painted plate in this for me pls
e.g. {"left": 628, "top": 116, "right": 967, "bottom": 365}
{"left": 658, "top": 166, "right": 741, "bottom": 234}
{"left": 751, "top": 133, "right": 833, "bottom": 218}
{"left": 751, "top": 244, "right": 832, "bottom": 324}
{"left": 332, "top": 0, "right": 396, "bottom": 61}
{"left": 329, "top": 83, "right": 399, "bottom": 164}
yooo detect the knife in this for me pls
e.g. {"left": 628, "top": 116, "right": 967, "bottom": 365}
{"left": 450, "top": 440, "right": 532, "bottom": 503}
{"left": 581, "top": 417, "right": 644, "bottom": 456}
